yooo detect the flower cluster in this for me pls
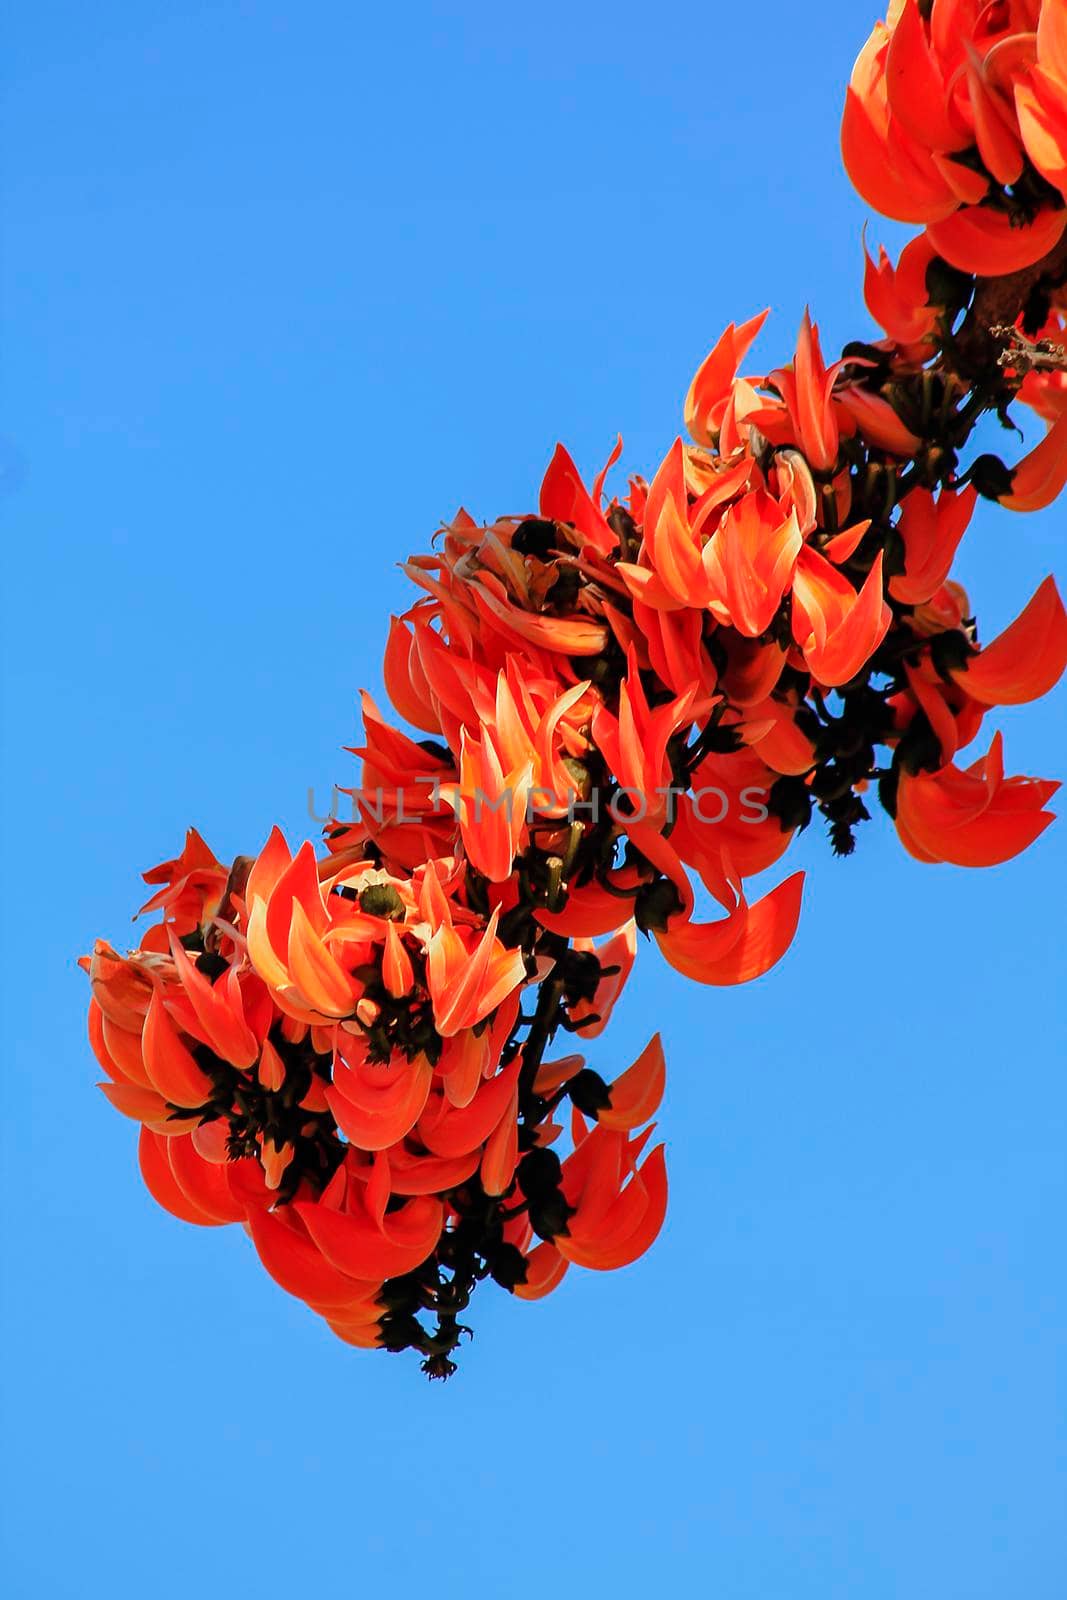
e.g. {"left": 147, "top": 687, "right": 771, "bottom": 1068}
{"left": 844, "top": 0, "right": 1067, "bottom": 273}
{"left": 84, "top": 0, "right": 1066, "bottom": 1376}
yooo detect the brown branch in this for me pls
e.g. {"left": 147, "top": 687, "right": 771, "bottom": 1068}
{"left": 954, "top": 233, "right": 1067, "bottom": 377}
{"left": 991, "top": 324, "right": 1067, "bottom": 373}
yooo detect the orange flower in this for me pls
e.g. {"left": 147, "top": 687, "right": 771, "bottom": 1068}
{"left": 539, "top": 439, "right": 620, "bottom": 557}
{"left": 246, "top": 1201, "right": 381, "bottom": 1316}
{"left": 590, "top": 645, "right": 703, "bottom": 826}
{"left": 467, "top": 567, "right": 609, "bottom": 657}
{"left": 141, "top": 987, "right": 215, "bottom": 1106}
{"left": 770, "top": 312, "right": 841, "bottom": 473}
{"left": 841, "top": 21, "right": 958, "bottom": 225}
{"left": 513, "top": 1241, "right": 571, "bottom": 1301}
{"left": 294, "top": 1163, "right": 444, "bottom": 1284}
{"left": 863, "top": 232, "right": 940, "bottom": 348}
{"left": 843, "top": 1, "right": 1067, "bottom": 271}
{"left": 791, "top": 547, "right": 891, "bottom": 687}
{"left": 326, "top": 1037, "right": 434, "bottom": 1151}
{"left": 897, "top": 662, "right": 985, "bottom": 768}
{"left": 889, "top": 486, "right": 977, "bottom": 606}
{"left": 702, "top": 489, "right": 803, "bottom": 637}
{"left": 597, "top": 1033, "right": 666, "bottom": 1131}
{"left": 1015, "top": 2, "right": 1067, "bottom": 201}
{"left": 949, "top": 575, "right": 1067, "bottom": 705}
{"left": 742, "top": 698, "right": 817, "bottom": 778}
{"left": 535, "top": 871, "right": 648, "bottom": 939}
{"left": 345, "top": 692, "right": 455, "bottom": 869}
{"left": 896, "top": 732, "right": 1058, "bottom": 866}
{"left": 910, "top": 578, "right": 972, "bottom": 638}
{"left": 246, "top": 837, "right": 362, "bottom": 1023}
{"left": 999, "top": 407, "right": 1067, "bottom": 512}
{"left": 685, "top": 311, "right": 769, "bottom": 446}
{"left": 617, "top": 438, "right": 708, "bottom": 610}
{"left": 654, "top": 872, "right": 804, "bottom": 987}
{"left": 383, "top": 613, "right": 442, "bottom": 734}
{"left": 166, "top": 932, "right": 261, "bottom": 1067}
{"left": 450, "top": 723, "right": 534, "bottom": 883}
{"left": 417, "top": 1052, "right": 523, "bottom": 1158}
{"left": 926, "top": 204, "right": 1067, "bottom": 276}
{"left": 553, "top": 1122, "right": 668, "bottom": 1271}
{"left": 833, "top": 383, "right": 922, "bottom": 457}
{"left": 629, "top": 593, "right": 718, "bottom": 698}
{"left": 671, "top": 747, "right": 797, "bottom": 878}
{"left": 423, "top": 905, "right": 527, "bottom": 1038}
{"left": 566, "top": 922, "right": 637, "bottom": 1038}
{"left": 139, "top": 827, "right": 229, "bottom": 937}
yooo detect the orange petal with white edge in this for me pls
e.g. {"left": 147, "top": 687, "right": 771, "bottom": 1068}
{"left": 245, "top": 825, "right": 292, "bottom": 909}
{"left": 266, "top": 839, "right": 330, "bottom": 946}
{"left": 246, "top": 894, "right": 292, "bottom": 991}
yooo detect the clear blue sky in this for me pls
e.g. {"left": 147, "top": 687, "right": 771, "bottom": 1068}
{"left": 2, "top": 3, "right": 1064, "bottom": 1596}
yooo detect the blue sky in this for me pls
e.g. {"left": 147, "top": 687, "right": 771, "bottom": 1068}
{"left": 2, "top": 2, "right": 1064, "bottom": 1595}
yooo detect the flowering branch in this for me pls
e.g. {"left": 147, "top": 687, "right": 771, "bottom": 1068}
{"left": 85, "top": 0, "right": 1067, "bottom": 1377}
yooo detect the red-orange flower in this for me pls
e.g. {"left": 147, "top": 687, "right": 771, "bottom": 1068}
{"left": 791, "top": 547, "right": 891, "bottom": 687}
{"left": 896, "top": 732, "right": 1059, "bottom": 866}
{"left": 890, "top": 486, "right": 977, "bottom": 606}
{"left": 1000, "top": 407, "right": 1067, "bottom": 512}
{"left": 654, "top": 872, "right": 804, "bottom": 988}
{"left": 1015, "top": 2, "right": 1067, "bottom": 200}
{"left": 950, "top": 575, "right": 1067, "bottom": 704}
{"left": 843, "top": 1, "right": 1067, "bottom": 272}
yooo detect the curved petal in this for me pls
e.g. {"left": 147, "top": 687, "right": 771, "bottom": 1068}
{"left": 654, "top": 872, "right": 804, "bottom": 986}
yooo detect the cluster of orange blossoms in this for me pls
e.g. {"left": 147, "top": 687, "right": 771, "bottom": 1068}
{"left": 85, "top": 0, "right": 1067, "bottom": 1375}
